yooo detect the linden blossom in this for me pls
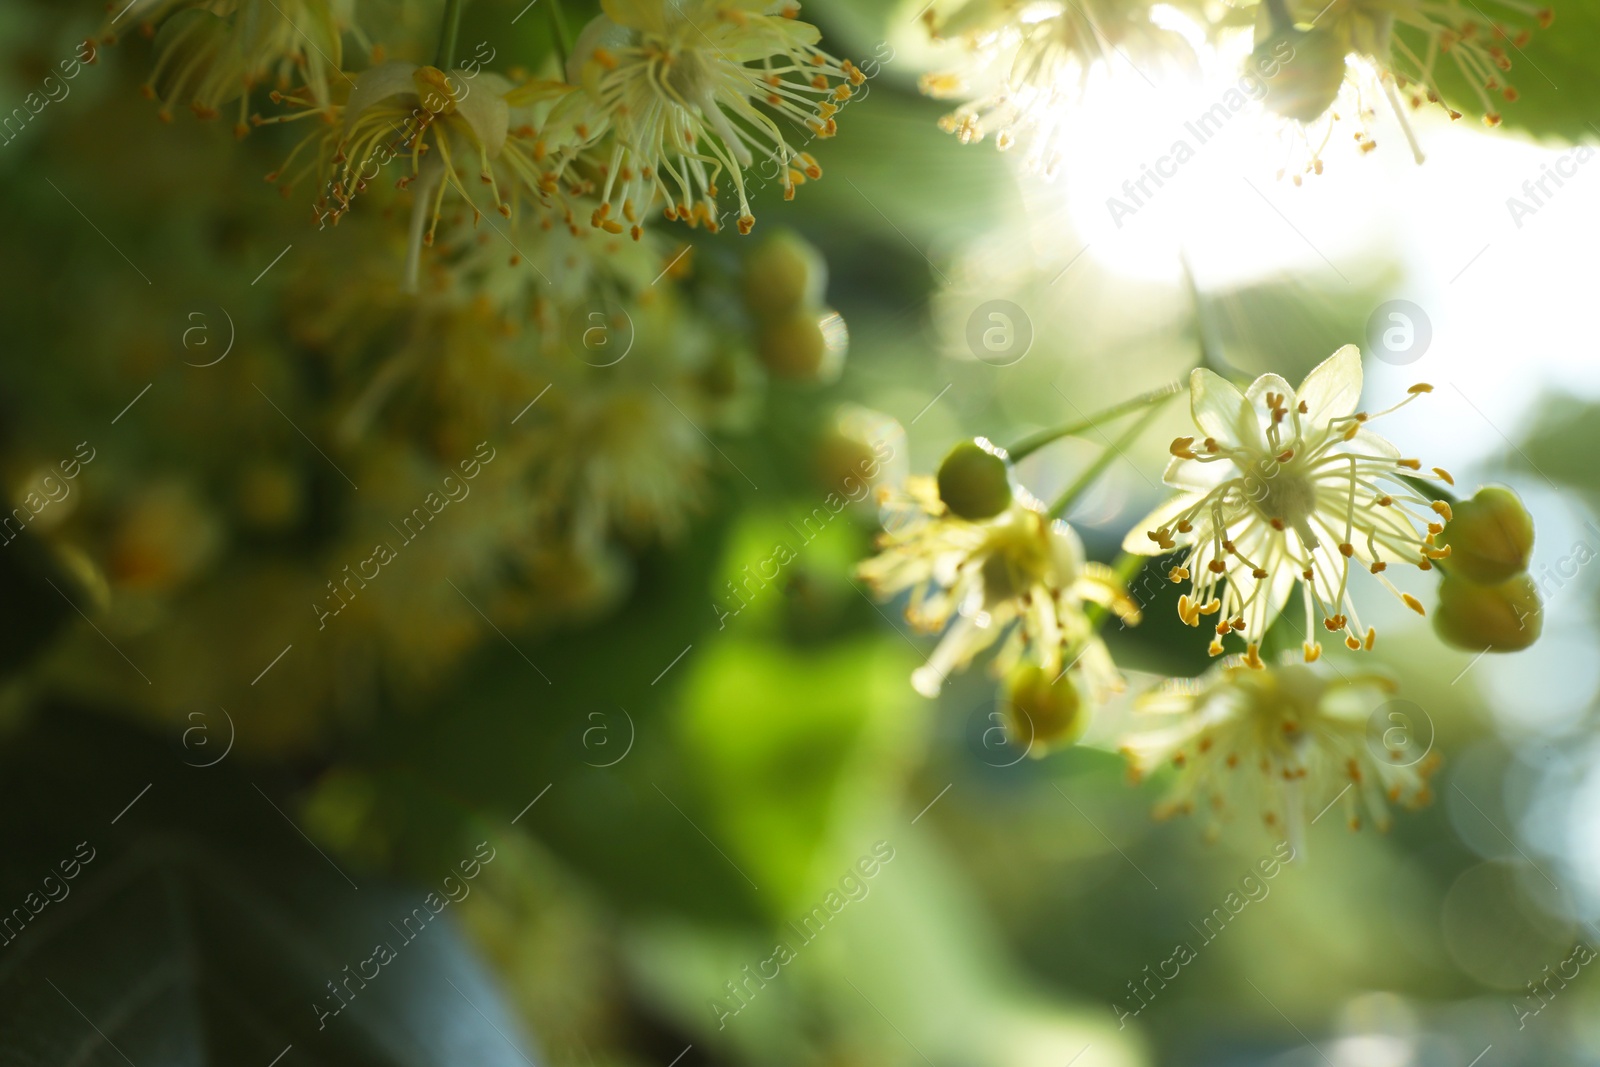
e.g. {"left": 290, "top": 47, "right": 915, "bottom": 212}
{"left": 1121, "top": 659, "right": 1439, "bottom": 839}
{"left": 1122, "top": 347, "right": 1450, "bottom": 662}
{"left": 548, "top": 0, "right": 864, "bottom": 238}
{"left": 284, "top": 41, "right": 498, "bottom": 231}
{"left": 314, "top": 441, "right": 496, "bottom": 630}
{"left": 920, "top": 0, "right": 1196, "bottom": 180}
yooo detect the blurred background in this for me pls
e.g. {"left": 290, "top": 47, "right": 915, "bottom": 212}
{"left": 2, "top": 0, "right": 1600, "bottom": 1064}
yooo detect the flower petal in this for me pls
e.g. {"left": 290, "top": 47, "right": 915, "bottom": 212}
{"left": 1162, "top": 454, "right": 1224, "bottom": 493}
{"left": 1244, "top": 369, "right": 1293, "bottom": 415}
{"left": 342, "top": 62, "right": 420, "bottom": 134}
{"left": 1190, "top": 368, "right": 1258, "bottom": 450}
{"left": 454, "top": 75, "right": 510, "bottom": 157}
{"left": 1296, "top": 345, "right": 1363, "bottom": 427}
{"left": 1121, "top": 491, "right": 1205, "bottom": 554}
{"left": 724, "top": 15, "right": 823, "bottom": 58}
{"left": 601, "top": 0, "right": 665, "bottom": 33}
{"left": 1047, "top": 519, "right": 1086, "bottom": 585}
{"left": 567, "top": 14, "right": 638, "bottom": 86}
{"left": 1348, "top": 427, "right": 1401, "bottom": 460}
{"left": 1243, "top": 371, "right": 1298, "bottom": 447}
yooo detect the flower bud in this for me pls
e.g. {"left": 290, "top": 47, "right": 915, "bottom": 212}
{"left": 1253, "top": 27, "right": 1347, "bottom": 124}
{"left": 757, "top": 307, "right": 847, "bottom": 383}
{"left": 936, "top": 438, "right": 1012, "bottom": 520}
{"left": 1435, "top": 486, "right": 1534, "bottom": 585}
{"left": 698, "top": 345, "right": 749, "bottom": 401}
{"left": 1433, "top": 572, "right": 1542, "bottom": 652}
{"left": 1003, "top": 663, "right": 1087, "bottom": 753}
{"left": 814, "top": 405, "right": 903, "bottom": 496}
{"left": 742, "top": 230, "right": 827, "bottom": 320}
{"left": 815, "top": 431, "right": 877, "bottom": 495}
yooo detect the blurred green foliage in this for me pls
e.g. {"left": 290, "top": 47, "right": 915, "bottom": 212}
{"left": 1, "top": 0, "right": 1599, "bottom": 1065}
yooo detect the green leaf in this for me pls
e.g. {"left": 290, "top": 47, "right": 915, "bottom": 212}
{"left": 676, "top": 635, "right": 916, "bottom": 910}
{"left": 349, "top": 520, "right": 776, "bottom": 927}
{"left": 0, "top": 711, "right": 539, "bottom": 1067}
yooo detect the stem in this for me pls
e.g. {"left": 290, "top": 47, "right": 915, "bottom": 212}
{"left": 402, "top": 163, "right": 443, "bottom": 293}
{"left": 435, "top": 0, "right": 465, "bottom": 69}
{"left": 1381, "top": 75, "right": 1426, "bottom": 164}
{"left": 1180, "top": 250, "right": 1236, "bottom": 379}
{"left": 1006, "top": 381, "right": 1183, "bottom": 461}
{"left": 549, "top": 0, "right": 571, "bottom": 68}
{"left": 1047, "top": 395, "right": 1174, "bottom": 520}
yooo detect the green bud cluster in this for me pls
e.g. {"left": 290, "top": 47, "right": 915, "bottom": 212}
{"left": 1003, "top": 663, "right": 1088, "bottom": 754}
{"left": 1433, "top": 486, "right": 1541, "bottom": 652}
{"left": 743, "top": 231, "right": 846, "bottom": 384}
